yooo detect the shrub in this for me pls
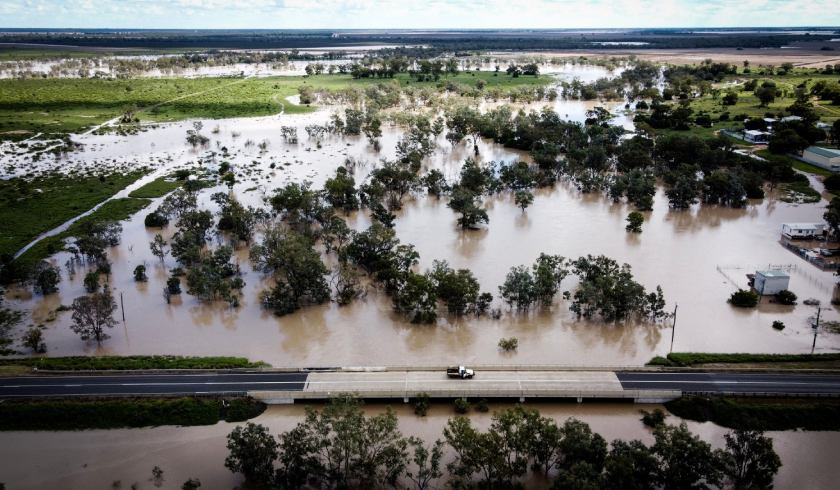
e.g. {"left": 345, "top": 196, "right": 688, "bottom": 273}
{"left": 728, "top": 289, "right": 759, "bottom": 307}
{"left": 454, "top": 398, "right": 470, "bottom": 414}
{"left": 476, "top": 398, "right": 489, "bottom": 413}
{"left": 498, "top": 337, "right": 519, "bottom": 352}
{"left": 414, "top": 393, "right": 430, "bottom": 416}
{"left": 641, "top": 408, "right": 667, "bottom": 427}
{"left": 774, "top": 289, "right": 797, "bottom": 305}
{"left": 133, "top": 265, "right": 147, "bottom": 282}
{"left": 144, "top": 211, "right": 169, "bottom": 228}
{"left": 824, "top": 174, "right": 840, "bottom": 192}
{"left": 772, "top": 321, "right": 786, "bottom": 330}
{"left": 166, "top": 277, "right": 181, "bottom": 294}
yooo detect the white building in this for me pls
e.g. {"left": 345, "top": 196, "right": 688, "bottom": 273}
{"left": 744, "top": 130, "right": 770, "bottom": 143}
{"left": 753, "top": 270, "right": 790, "bottom": 295}
{"left": 781, "top": 222, "right": 826, "bottom": 239}
{"left": 802, "top": 146, "right": 840, "bottom": 172}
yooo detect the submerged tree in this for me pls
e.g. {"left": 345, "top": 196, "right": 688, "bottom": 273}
{"left": 70, "top": 286, "right": 118, "bottom": 344}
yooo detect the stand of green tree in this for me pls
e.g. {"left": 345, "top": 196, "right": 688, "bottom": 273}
{"left": 0, "top": 396, "right": 265, "bottom": 430}
{"left": 224, "top": 396, "right": 782, "bottom": 490}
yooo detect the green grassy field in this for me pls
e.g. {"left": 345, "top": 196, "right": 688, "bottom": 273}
{"left": 0, "top": 171, "right": 147, "bottom": 259}
{"left": 687, "top": 70, "right": 840, "bottom": 124}
{"left": 128, "top": 177, "right": 182, "bottom": 198}
{"left": 0, "top": 71, "right": 547, "bottom": 138}
{"left": 15, "top": 197, "right": 152, "bottom": 268}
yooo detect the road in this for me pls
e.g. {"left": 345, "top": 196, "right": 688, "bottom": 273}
{"left": 1, "top": 371, "right": 840, "bottom": 399}
{"left": 0, "top": 372, "right": 307, "bottom": 398}
{"left": 616, "top": 371, "right": 840, "bottom": 395}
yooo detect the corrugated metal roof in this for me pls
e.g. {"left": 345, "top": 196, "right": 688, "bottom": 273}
{"left": 805, "top": 146, "right": 840, "bottom": 158}
{"left": 757, "top": 270, "right": 790, "bottom": 278}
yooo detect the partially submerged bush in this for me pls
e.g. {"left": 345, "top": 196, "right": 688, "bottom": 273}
{"left": 775, "top": 289, "right": 797, "bottom": 305}
{"left": 454, "top": 398, "right": 470, "bottom": 414}
{"left": 728, "top": 289, "right": 759, "bottom": 307}
{"left": 772, "top": 320, "right": 786, "bottom": 330}
{"left": 498, "top": 337, "right": 519, "bottom": 352}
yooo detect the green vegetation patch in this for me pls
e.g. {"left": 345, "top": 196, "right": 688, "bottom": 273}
{"left": 0, "top": 396, "right": 266, "bottom": 430}
{"left": 0, "top": 72, "right": 548, "bottom": 137}
{"left": 649, "top": 352, "right": 840, "bottom": 368}
{"left": 15, "top": 197, "right": 152, "bottom": 268}
{"left": 128, "top": 177, "right": 182, "bottom": 198}
{"left": 0, "top": 171, "right": 146, "bottom": 258}
{"left": 666, "top": 396, "right": 840, "bottom": 431}
{"left": 0, "top": 355, "right": 269, "bottom": 370}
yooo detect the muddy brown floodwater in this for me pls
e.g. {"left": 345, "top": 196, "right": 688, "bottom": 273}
{"left": 0, "top": 403, "right": 837, "bottom": 489}
{"left": 2, "top": 62, "right": 839, "bottom": 367}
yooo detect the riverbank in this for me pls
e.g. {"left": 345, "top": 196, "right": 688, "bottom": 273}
{"left": 649, "top": 352, "right": 840, "bottom": 370}
{"left": 0, "top": 396, "right": 265, "bottom": 430}
{"left": 0, "top": 355, "right": 269, "bottom": 371}
{"left": 0, "top": 402, "right": 837, "bottom": 489}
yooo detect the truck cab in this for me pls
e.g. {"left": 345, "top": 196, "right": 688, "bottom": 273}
{"left": 446, "top": 366, "right": 475, "bottom": 379}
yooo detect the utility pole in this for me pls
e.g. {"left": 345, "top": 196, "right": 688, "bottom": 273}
{"left": 669, "top": 303, "right": 678, "bottom": 354}
{"left": 120, "top": 292, "right": 126, "bottom": 322}
{"left": 812, "top": 305, "right": 824, "bottom": 355}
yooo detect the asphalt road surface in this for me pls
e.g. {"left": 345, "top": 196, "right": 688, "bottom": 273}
{"left": 2, "top": 371, "right": 840, "bottom": 398}
{"left": 0, "top": 372, "right": 308, "bottom": 398}
{"left": 617, "top": 371, "right": 840, "bottom": 395}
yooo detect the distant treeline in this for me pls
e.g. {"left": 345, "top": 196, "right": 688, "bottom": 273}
{"left": 0, "top": 29, "right": 836, "bottom": 51}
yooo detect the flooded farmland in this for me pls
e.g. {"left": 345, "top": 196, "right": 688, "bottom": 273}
{"left": 0, "top": 402, "right": 837, "bottom": 489}
{"left": 2, "top": 62, "right": 839, "bottom": 367}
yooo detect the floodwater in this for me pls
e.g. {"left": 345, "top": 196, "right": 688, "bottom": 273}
{"left": 2, "top": 62, "right": 839, "bottom": 367}
{"left": 0, "top": 403, "right": 837, "bottom": 489}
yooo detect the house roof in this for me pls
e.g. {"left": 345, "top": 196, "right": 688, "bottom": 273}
{"left": 744, "top": 130, "right": 769, "bottom": 136}
{"left": 805, "top": 146, "right": 840, "bottom": 158}
{"left": 757, "top": 270, "right": 790, "bottom": 279}
{"left": 782, "top": 222, "right": 822, "bottom": 229}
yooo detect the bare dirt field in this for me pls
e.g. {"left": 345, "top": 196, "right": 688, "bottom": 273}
{"left": 509, "top": 47, "right": 840, "bottom": 67}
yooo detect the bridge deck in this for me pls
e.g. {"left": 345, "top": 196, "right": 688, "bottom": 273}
{"left": 249, "top": 370, "right": 680, "bottom": 404}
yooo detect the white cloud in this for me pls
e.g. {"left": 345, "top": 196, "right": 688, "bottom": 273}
{"left": 0, "top": 0, "right": 838, "bottom": 29}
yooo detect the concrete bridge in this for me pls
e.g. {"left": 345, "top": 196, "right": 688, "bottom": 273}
{"left": 5, "top": 368, "right": 840, "bottom": 404}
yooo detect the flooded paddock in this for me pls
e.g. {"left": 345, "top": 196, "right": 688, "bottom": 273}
{"left": 0, "top": 403, "right": 837, "bottom": 489}
{"left": 2, "top": 62, "right": 839, "bottom": 367}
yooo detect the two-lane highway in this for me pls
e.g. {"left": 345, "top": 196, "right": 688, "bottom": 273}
{"left": 0, "top": 372, "right": 308, "bottom": 398}
{"left": 3, "top": 370, "right": 840, "bottom": 399}
{"left": 617, "top": 371, "right": 840, "bottom": 395}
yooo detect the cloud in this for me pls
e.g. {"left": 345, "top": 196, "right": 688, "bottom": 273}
{"left": 0, "top": 0, "right": 838, "bottom": 29}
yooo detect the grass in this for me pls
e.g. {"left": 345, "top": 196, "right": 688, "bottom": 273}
{"left": 666, "top": 396, "right": 840, "bottom": 431}
{"left": 648, "top": 352, "right": 840, "bottom": 369}
{"left": 15, "top": 197, "right": 152, "bottom": 268}
{"left": 0, "top": 396, "right": 266, "bottom": 430}
{"left": 692, "top": 70, "right": 840, "bottom": 122}
{"left": 0, "top": 355, "right": 269, "bottom": 371}
{"left": 127, "top": 177, "right": 182, "bottom": 198}
{"left": 0, "top": 171, "right": 147, "bottom": 259}
{"left": 755, "top": 149, "right": 834, "bottom": 177}
{"left": 0, "top": 72, "right": 548, "bottom": 138}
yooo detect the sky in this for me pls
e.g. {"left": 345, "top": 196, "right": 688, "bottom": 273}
{"left": 0, "top": 0, "right": 839, "bottom": 30}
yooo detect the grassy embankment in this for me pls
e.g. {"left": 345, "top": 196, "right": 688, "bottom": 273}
{"left": 0, "top": 355, "right": 269, "bottom": 371}
{"left": 0, "top": 171, "right": 147, "bottom": 261}
{"left": 0, "top": 397, "right": 266, "bottom": 430}
{"left": 0, "top": 71, "right": 548, "bottom": 138}
{"left": 127, "top": 176, "right": 182, "bottom": 198}
{"left": 653, "top": 352, "right": 840, "bottom": 430}
{"left": 648, "top": 352, "right": 840, "bottom": 369}
{"left": 13, "top": 197, "right": 151, "bottom": 269}
{"left": 666, "top": 396, "right": 840, "bottom": 431}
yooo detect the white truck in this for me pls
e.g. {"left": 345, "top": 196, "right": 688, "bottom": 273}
{"left": 446, "top": 366, "right": 475, "bottom": 379}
